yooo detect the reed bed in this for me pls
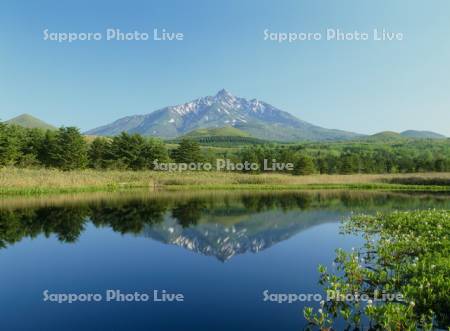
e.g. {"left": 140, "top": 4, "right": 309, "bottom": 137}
{"left": 1, "top": 167, "right": 449, "bottom": 196}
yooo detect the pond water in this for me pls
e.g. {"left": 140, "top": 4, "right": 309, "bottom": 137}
{"left": 0, "top": 190, "right": 449, "bottom": 331}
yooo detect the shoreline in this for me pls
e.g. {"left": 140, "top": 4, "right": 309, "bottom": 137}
{"left": 2, "top": 184, "right": 450, "bottom": 197}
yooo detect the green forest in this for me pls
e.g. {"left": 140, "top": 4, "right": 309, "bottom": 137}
{"left": 1, "top": 122, "right": 450, "bottom": 174}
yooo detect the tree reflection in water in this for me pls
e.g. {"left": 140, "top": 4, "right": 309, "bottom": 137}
{"left": 0, "top": 191, "right": 449, "bottom": 256}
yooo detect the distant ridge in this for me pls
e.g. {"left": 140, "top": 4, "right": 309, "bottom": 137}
{"left": 4, "top": 114, "right": 56, "bottom": 130}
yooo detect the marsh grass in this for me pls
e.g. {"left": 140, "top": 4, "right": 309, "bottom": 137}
{"left": 386, "top": 176, "right": 450, "bottom": 186}
{"left": 1, "top": 167, "right": 449, "bottom": 196}
{"left": 0, "top": 168, "right": 155, "bottom": 195}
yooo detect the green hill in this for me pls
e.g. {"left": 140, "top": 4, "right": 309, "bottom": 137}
{"left": 172, "top": 126, "right": 269, "bottom": 147}
{"left": 366, "top": 130, "right": 447, "bottom": 142}
{"left": 400, "top": 130, "right": 446, "bottom": 139}
{"left": 5, "top": 114, "right": 56, "bottom": 130}
{"left": 367, "top": 131, "right": 406, "bottom": 142}
{"left": 182, "top": 126, "right": 252, "bottom": 138}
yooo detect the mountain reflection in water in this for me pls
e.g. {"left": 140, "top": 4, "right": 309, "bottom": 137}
{"left": 1, "top": 191, "right": 449, "bottom": 261}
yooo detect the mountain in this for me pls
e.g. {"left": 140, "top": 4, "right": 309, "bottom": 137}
{"left": 400, "top": 130, "right": 446, "bottom": 139}
{"left": 4, "top": 114, "right": 56, "bottom": 130}
{"left": 85, "top": 89, "right": 362, "bottom": 142}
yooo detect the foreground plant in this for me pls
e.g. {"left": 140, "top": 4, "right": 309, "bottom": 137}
{"left": 304, "top": 210, "right": 450, "bottom": 330}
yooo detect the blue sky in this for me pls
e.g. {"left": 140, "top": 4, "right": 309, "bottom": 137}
{"left": 1, "top": 0, "right": 450, "bottom": 135}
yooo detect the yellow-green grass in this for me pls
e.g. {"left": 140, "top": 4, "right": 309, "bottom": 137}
{"left": 1, "top": 167, "right": 450, "bottom": 196}
{"left": 0, "top": 168, "right": 155, "bottom": 195}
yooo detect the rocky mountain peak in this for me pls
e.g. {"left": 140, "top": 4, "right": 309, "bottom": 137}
{"left": 215, "top": 88, "right": 233, "bottom": 99}
{"left": 213, "top": 89, "right": 237, "bottom": 106}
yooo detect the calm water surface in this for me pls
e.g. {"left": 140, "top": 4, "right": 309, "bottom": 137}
{"left": 0, "top": 191, "right": 449, "bottom": 331}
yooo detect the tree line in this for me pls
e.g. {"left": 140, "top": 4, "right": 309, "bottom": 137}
{"left": 1, "top": 123, "right": 449, "bottom": 174}
{"left": 0, "top": 124, "right": 169, "bottom": 170}
{"left": 237, "top": 144, "right": 450, "bottom": 175}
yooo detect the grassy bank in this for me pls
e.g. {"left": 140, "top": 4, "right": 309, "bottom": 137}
{"left": 1, "top": 168, "right": 450, "bottom": 196}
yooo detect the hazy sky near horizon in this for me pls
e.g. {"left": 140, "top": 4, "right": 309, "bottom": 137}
{"left": 1, "top": 0, "right": 450, "bottom": 135}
